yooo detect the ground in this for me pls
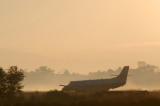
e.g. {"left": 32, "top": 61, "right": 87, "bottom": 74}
{"left": 1, "top": 90, "right": 160, "bottom": 106}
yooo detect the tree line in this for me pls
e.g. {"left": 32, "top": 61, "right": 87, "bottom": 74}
{"left": 23, "top": 61, "right": 160, "bottom": 91}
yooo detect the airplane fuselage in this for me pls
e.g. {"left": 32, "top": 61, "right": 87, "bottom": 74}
{"left": 62, "top": 78, "right": 125, "bottom": 92}
{"left": 62, "top": 66, "right": 129, "bottom": 92}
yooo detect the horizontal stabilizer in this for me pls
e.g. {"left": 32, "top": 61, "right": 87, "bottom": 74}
{"left": 59, "top": 85, "right": 66, "bottom": 86}
{"left": 111, "top": 75, "right": 132, "bottom": 76}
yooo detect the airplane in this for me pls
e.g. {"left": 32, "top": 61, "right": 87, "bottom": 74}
{"left": 61, "top": 66, "right": 129, "bottom": 92}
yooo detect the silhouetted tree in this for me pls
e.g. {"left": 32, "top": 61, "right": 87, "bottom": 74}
{"left": 0, "top": 66, "right": 24, "bottom": 98}
{"left": 0, "top": 67, "right": 6, "bottom": 97}
{"left": 6, "top": 66, "right": 24, "bottom": 97}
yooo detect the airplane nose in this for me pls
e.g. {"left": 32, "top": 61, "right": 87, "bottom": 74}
{"left": 62, "top": 86, "right": 70, "bottom": 91}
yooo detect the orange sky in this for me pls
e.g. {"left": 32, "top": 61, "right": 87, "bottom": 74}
{"left": 0, "top": 0, "right": 160, "bottom": 73}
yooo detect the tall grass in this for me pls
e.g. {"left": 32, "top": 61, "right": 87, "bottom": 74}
{"left": 1, "top": 90, "right": 160, "bottom": 106}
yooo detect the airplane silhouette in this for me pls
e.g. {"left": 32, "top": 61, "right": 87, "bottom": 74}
{"left": 61, "top": 66, "right": 129, "bottom": 92}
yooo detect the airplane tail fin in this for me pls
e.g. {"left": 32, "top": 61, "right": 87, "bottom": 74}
{"left": 117, "top": 66, "right": 129, "bottom": 84}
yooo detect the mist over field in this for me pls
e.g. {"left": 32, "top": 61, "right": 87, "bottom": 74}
{"left": 22, "top": 61, "right": 160, "bottom": 91}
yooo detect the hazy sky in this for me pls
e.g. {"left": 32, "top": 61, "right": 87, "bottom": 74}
{"left": 1, "top": 0, "right": 160, "bottom": 73}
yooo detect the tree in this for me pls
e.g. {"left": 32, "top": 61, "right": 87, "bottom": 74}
{"left": 0, "top": 67, "right": 6, "bottom": 97}
{"left": 63, "top": 69, "right": 70, "bottom": 75}
{"left": 137, "top": 61, "right": 147, "bottom": 71}
{"left": 35, "top": 66, "right": 55, "bottom": 75}
{"left": 0, "top": 66, "right": 24, "bottom": 98}
{"left": 137, "top": 61, "right": 159, "bottom": 72}
{"left": 137, "top": 61, "right": 146, "bottom": 67}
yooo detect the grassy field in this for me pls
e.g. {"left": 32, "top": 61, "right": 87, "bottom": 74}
{"left": 1, "top": 90, "right": 160, "bottom": 106}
